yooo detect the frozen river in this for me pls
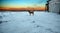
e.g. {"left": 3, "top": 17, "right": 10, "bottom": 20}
{"left": 0, "top": 11, "right": 60, "bottom": 33}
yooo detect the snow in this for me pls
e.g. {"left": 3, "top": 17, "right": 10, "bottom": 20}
{"left": 0, "top": 11, "right": 60, "bottom": 33}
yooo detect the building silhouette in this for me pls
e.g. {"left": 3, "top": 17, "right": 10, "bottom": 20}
{"left": 46, "top": 0, "right": 60, "bottom": 14}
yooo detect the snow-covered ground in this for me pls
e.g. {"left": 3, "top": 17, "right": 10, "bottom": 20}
{"left": 0, "top": 11, "right": 60, "bottom": 33}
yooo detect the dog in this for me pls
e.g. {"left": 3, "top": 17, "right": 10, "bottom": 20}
{"left": 28, "top": 10, "right": 34, "bottom": 15}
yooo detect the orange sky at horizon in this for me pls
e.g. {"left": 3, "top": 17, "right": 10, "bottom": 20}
{"left": 0, "top": 6, "right": 46, "bottom": 11}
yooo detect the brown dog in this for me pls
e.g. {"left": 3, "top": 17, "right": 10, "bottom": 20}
{"left": 28, "top": 10, "right": 34, "bottom": 15}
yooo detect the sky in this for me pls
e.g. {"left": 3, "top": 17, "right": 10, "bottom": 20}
{"left": 0, "top": 0, "right": 48, "bottom": 8}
